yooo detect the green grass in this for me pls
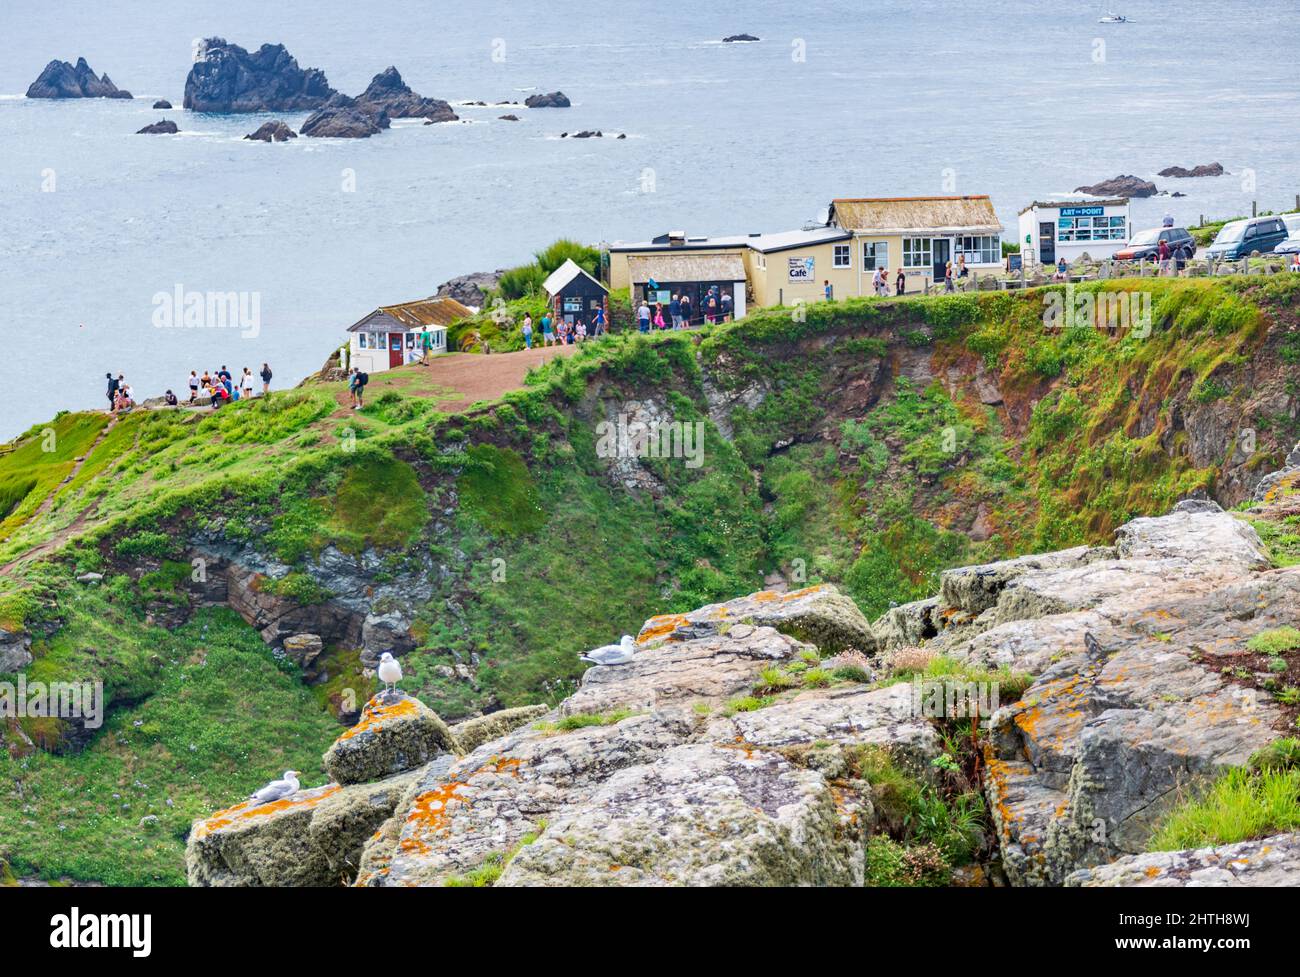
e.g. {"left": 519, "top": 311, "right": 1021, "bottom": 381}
{"left": 533, "top": 709, "right": 635, "bottom": 733}
{"left": 1246, "top": 627, "right": 1300, "bottom": 655}
{"left": 1148, "top": 767, "right": 1300, "bottom": 851}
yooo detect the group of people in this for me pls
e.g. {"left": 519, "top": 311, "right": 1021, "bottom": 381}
{"left": 520, "top": 307, "right": 607, "bottom": 348}
{"left": 105, "top": 364, "right": 273, "bottom": 414}
{"left": 637, "top": 288, "right": 731, "bottom": 332}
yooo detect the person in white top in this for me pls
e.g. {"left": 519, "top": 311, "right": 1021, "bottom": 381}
{"left": 241, "top": 368, "right": 254, "bottom": 398}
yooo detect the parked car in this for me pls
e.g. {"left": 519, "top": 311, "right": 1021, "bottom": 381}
{"left": 1277, "top": 215, "right": 1300, "bottom": 254}
{"left": 1113, "top": 226, "right": 1196, "bottom": 261}
{"left": 1204, "top": 215, "right": 1290, "bottom": 260}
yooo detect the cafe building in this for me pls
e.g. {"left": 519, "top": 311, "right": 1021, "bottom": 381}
{"left": 1017, "top": 199, "right": 1131, "bottom": 268}
{"left": 346, "top": 296, "right": 470, "bottom": 374}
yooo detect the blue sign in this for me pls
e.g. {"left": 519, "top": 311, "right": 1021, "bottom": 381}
{"left": 1059, "top": 206, "right": 1105, "bottom": 217}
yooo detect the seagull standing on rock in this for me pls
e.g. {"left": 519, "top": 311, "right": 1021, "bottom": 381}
{"left": 580, "top": 635, "right": 637, "bottom": 667}
{"left": 377, "top": 652, "right": 403, "bottom": 702}
{"left": 248, "top": 770, "right": 300, "bottom": 807}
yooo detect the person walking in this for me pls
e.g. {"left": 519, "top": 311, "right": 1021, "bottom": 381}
{"left": 541, "top": 311, "right": 555, "bottom": 346}
{"left": 1157, "top": 237, "right": 1171, "bottom": 276}
{"left": 187, "top": 370, "right": 199, "bottom": 403}
{"left": 521, "top": 313, "right": 533, "bottom": 349}
{"left": 350, "top": 367, "right": 368, "bottom": 409}
{"left": 653, "top": 302, "right": 666, "bottom": 329}
{"left": 824, "top": 280, "right": 833, "bottom": 302}
{"left": 944, "top": 261, "right": 955, "bottom": 293}
{"left": 637, "top": 299, "right": 651, "bottom": 333}
{"left": 592, "top": 304, "right": 606, "bottom": 336}
{"left": 895, "top": 269, "right": 906, "bottom": 296}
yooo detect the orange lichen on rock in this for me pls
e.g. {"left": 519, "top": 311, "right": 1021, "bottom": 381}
{"left": 338, "top": 696, "right": 420, "bottom": 742}
{"left": 637, "top": 613, "right": 690, "bottom": 643}
{"left": 192, "top": 784, "right": 342, "bottom": 840}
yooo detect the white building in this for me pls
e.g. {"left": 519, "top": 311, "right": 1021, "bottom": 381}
{"left": 345, "top": 297, "right": 470, "bottom": 374}
{"left": 1018, "top": 199, "right": 1131, "bottom": 268}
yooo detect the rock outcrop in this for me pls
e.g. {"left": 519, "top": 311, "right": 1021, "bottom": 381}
{"left": 1066, "top": 832, "right": 1300, "bottom": 886}
{"left": 322, "top": 694, "right": 456, "bottom": 785}
{"left": 183, "top": 38, "right": 336, "bottom": 112}
{"left": 26, "top": 58, "right": 132, "bottom": 99}
{"left": 722, "top": 34, "right": 761, "bottom": 42}
{"left": 299, "top": 106, "right": 389, "bottom": 139}
{"left": 434, "top": 270, "right": 503, "bottom": 309}
{"left": 152, "top": 99, "right": 171, "bottom": 109}
{"left": 244, "top": 120, "right": 297, "bottom": 142}
{"left": 136, "top": 119, "right": 178, "bottom": 135}
{"left": 352, "top": 66, "right": 457, "bottom": 123}
{"left": 525, "top": 91, "right": 570, "bottom": 108}
{"left": 1073, "top": 175, "right": 1158, "bottom": 198}
{"left": 1157, "top": 162, "right": 1225, "bottom": 178}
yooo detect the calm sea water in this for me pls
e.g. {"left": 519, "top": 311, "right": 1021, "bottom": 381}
{"left": 1, "top": 0, "right": 1297, "bottom": 439}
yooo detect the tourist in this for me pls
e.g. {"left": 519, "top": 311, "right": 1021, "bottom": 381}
{"left": 944, "top": 261, "right": 955, "bottom": 292}
{"left": 592, "top": 305, "right": 606, "bottom": 336}
{"left": 241, "top": 368, "right": 254, "bottom": 399}
{"left": 163, "top": 389, "right": 178, "bottom": 407}
{"left": 349, "top": 367, "right": 368, "bottom": 409}
{"left": 260, "top": 363, "right": 272, "bottom": 394}
{"left": 522, "top": 313, "right": 533, "bottom": 349}
{"left": 540, "top": 311, "right": 554, "bottom": 346}
{"left": 105, "top": 372, "right": 119, "bottom": 409}
{"left": 654, "top": 302, "right": 666, "bottom": 329}
{"left": 957, "top": 255, "right": 968, "bottom": 278}
{"left": 1157, "top": 237, "right": 1171, "bottom": 275}
{"left": 871, "top": 267, "right": 884, "bottom": 296}
{"left": 1054, "top": 257, "right": 1068, "bottom": 282}
{"left": 1291, "top": 253, "right": 1300, "bottom": 273}
{"left": 895, "top": 269, "right": 905, "bottom": 296}
{"left": 669, "top": 293, "right": 682, "bottom": 329}
{"left": 824, "top": 280, "right": 833, "bottom": 302}
{"left": 576, "top": 320, "right": 588, "bottom": 342}
{"left": 187, "top": 370, "right": 199, "bottom": 403}
{"left": 637, "top": 299, "right": 651, "bottom": 333}
{"left": 679, "top": 293, "right": 693, "bottom": 327}
{"left": 720, "top": 291, "right": 733, "bottom": 321}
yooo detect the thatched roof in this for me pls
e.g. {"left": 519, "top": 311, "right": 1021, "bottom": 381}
{"left": 347, "top": 296, "right": 471, "bottom": 332}
{"left": 829, "top": 195, "right": 1002, "bottom": 234}
{"left": 627, "top": 253, "right": 745, "bottom": 284}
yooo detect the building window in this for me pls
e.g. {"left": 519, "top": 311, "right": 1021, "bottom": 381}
{"left": 862, "top": 241, "right": 888, "bottom": 270}
{"left": 833, "top": 243, "right": 850, "bottom": 268}
{"left": 902, "top": 238, "right": 931, "bottom": 269}
{"left": 1059, "top": 215, "right": 1126, "bottom": 242}
{"left": 371, "top": 332, "right": 384, "bottom": 350}
{"left": 358, "top": 333, "right": 367, "bottom": 349}
{"left": 958, "top": 235, "right": 1001, "bottom": 264}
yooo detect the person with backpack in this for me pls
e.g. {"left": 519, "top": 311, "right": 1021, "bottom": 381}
{"left": 720, "top": 291, "right": 733, "bottom": 321}
{"left": 260, "top": 363, "right": 272, "bottom": 394}
{"left": 350, "top": 367, "right": 368, "bottom": 409}
{"left": 105, "top": 372, "right": 119, "bottom": 409}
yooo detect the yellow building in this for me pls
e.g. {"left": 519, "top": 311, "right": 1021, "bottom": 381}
{"left": 607, "top": 195, "right": 1004, "bottom": 313}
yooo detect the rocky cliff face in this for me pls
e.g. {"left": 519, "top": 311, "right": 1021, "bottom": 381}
{"left": 187, "top": 483, "right": 1300, "bottom": 885}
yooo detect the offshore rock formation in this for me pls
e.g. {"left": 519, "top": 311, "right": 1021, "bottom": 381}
{"left": 26, "top": 58, "right": 132, "bottom": 99}
{"left": 524, "top": 91, "right": 570, "bottom": 108}
{"left": 1158, "top": 162, "right": 1225, "bottom": 178}
{"left": 244, "top": 120, "right": 297, "bottom": 142}
{"left": 300, "top": 106, "right": 389, "bottom": 139}
{"left": 351, "top": 66, "right": 457, "bottom": 123}
{"left": 1073, "top": 174, "right": 1158, "bottom": 198}
{"left": 136, "top": 119, "right": 178, "bottom": 135}
{"left": 183, "top": 39, "right": 336, "bottom": 112}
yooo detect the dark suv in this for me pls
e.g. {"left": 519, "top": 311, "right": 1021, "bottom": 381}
{"left": 1205, "top": 215, "right": 1290, "bottom": 261}
{"left": 1114, "top": 226, "right": 1196, "bottom": 261}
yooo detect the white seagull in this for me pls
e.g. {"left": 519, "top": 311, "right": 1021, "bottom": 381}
{"left": 249, "top": 770, "right": 300, "bottom": 807}
{"left": 377, "top": 652, "right": 403, "bottom": 701}
{"left": 580, "top": 635, "right": 637, "bottom": 667}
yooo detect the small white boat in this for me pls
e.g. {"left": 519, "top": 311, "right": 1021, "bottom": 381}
{"left": 1098, "top": 12, "right": 1128, "bottom": 23}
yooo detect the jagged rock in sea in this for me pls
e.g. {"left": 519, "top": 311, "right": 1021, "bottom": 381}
{"left": 352, "top": 66, "right": 457, "bottom": 123}
{"left": 524, "top": 90, "right": 570, "bottom": 107}
{"left": 152, "top": 99, "right": 172, "bottom": 109}
{"left": 434, "top": 270, "right": 503, "bottom": 308}
{"left": 1066, "top": 833, "right": 1300, "bottom": 886}
{"left": 1157, "top": 162, "right": 1225, "bottom": 178}
{"left": 26, "top": 58, "right": 132, "bottom": 99}
{"left": 722, "top": 33, "right": 761, "bottom": 42}
{"left": 136, "top": 119, "right": 178, "bottom": 134}
{"left": 299, "top": 106, "right": 389, "bottom": 138}
{"left": 1073, "top": 174, "right": 1158, "bottom": 197}
{"left": 243, "top": 120, "right": 297, "bottom": 142}
{"left": 498, "top": 113, "right": 519, "bottom": 121}
{"left": 183, "top": 38, "right": 336, "bottom": 112}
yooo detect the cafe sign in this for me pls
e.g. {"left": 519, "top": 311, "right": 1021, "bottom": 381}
{"left": 788, "top": 256, "right": 815, "bottom": 282}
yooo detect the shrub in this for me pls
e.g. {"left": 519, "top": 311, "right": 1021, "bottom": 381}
{"left": 1247, "top": 627, "right": 1300, "bottom": 655}
{"left": 865, "top": 836, "right": 950, "bottom": 886}
{"left": 1148, "top": 767, "right": 1300, "bottom": 850}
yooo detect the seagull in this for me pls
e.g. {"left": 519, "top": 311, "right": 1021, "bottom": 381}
{"left": 249, "top": 770, "right": 300, "bottom": 807}
{"left": 580, "top": 635, "right": 636, "bottom": 667}
{"left": 377, "top": 652, "right": 403, "bottom": 701}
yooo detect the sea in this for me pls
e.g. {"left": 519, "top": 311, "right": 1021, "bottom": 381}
{"left": 1, "top": 0, "right": 1298, "bottom": 439}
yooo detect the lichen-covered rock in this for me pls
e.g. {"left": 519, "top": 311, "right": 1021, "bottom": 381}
{"left": 322, "top": 694, "right": 456, "bottom": 785}
{"left": 940, "top": 545, "right": 1106, "bottom": 616}
{"left": 870, "top": 596, "right": 940, "bottom": 651}
{"left": 637, "top": 583, "right": 875, "bottom": 654}
{"left": 186, "top": 770, "right": 421, "bottom": 886}
{"left": 1065, "top": 833, "right": 1300, "bottom": 886}
{"left": 450, "top": 704, "right": 548, "bottom": 754}
{"left": 496, "top": 743, "right": 868, "bottom": 887}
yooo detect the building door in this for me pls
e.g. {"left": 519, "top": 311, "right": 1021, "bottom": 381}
{"left": 931, "top": 238, "right": 950, "bottom": 281}
{"left": 1039, "top": 222, "right": 1056, "bottom": 265}
{"left": 388, "top": 333, "right": 404, "bottom": 369}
